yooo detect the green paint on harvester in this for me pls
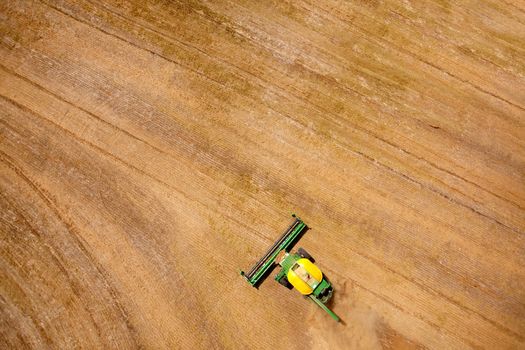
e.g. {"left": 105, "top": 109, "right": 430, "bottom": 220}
{"left": 241, "top": 214, "right": 340, "bottom": 322}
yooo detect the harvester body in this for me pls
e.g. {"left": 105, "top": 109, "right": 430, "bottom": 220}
{"left": 241, "top": 215, "right": 339, "bottom": 322}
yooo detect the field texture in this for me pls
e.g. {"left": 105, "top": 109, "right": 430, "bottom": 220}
{"left": 1, "top": 0, "right": 524, "bottom": 349}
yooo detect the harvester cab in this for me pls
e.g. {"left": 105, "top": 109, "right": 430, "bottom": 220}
{"left": 241, "top": 215, "right": 340, "bottom": 322}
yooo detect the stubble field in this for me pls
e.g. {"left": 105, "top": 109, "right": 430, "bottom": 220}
{"left": 1, "top": 1, "right": 524, "bottom": 349}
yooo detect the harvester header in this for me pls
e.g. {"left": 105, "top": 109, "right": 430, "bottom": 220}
{"left": 241, "top": 214, "right": 306, "bottom": 287}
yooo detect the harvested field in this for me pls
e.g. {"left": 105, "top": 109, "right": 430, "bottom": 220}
{"left": 1, "top": 0, "right": 524, "bottom": 349}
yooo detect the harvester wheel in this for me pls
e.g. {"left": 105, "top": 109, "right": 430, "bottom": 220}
{"left": 278, "top": 276, "right": 293, "bottom": 289}
{"left": 297, "top": 248, "right": 314, "bottom": 262}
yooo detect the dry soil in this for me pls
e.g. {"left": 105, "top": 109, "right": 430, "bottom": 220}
{"left": 1, "top": 0, "right": 524, "bottom": 349}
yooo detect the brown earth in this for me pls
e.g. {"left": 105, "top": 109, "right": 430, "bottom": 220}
{"left": 1, "top": 0, "right": 524, "bottom": 349}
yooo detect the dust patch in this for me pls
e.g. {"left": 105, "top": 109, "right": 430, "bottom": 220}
{"left": 378, "top": 322, "right": 425, "bottom": 350}
{"left": 306, "top": 280, "right": 382, "bottom": 350}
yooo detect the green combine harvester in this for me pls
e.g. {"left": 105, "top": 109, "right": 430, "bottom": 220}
{"left": 241, "top": 215, "right": 340, "bottom": 322}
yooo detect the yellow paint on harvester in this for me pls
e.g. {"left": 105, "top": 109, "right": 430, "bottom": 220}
{"left": 287, "top": 258, "right": 323, "bottom": 295}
